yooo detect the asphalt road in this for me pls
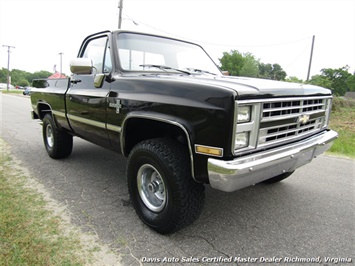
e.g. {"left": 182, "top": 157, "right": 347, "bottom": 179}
{"left": 1, "top": 93, "right": 354, "bottom": 266}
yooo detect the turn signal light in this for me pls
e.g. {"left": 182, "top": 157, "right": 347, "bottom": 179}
{"left": 195, "top": 145, "right": 223, "bottom": 157}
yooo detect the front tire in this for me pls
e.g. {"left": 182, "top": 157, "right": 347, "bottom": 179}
{"left": 42, "top": 114, "right": 73, "bottom": 159}
{"left": 127, "top": 138, "right": 205, "bottom": 234}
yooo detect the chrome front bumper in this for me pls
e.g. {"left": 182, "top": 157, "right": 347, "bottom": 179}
{"left": 208, "top": 130, "right": 338, "bottom": 192}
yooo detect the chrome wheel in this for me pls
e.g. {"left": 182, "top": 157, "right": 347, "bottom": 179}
{"left": 137, "top": 164, "right": 166, "bottom": 212}
{"left": 46, "top": 124, "right": 54, "bottom": 149}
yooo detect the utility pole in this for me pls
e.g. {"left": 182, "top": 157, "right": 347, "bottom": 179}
{"left": 58, "top": 52, "right": 63, "bottom": 77}
{"left": 2, "top": 45, "right": 15, "bottom": 91}
{"left": 118, "top": 0, "right": 123, "bottom": 29}
{"left": 307, "top": 35, "right": 315, "bottom": 81}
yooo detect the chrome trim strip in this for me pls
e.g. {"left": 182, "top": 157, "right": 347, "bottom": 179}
{"left": 263, "top": 103, "right": 326, "bottom": 112}
{"left": 231, "top": 101, "right": 238, "bottom": 155}
{"left": 52, "top": 110, "right": 66, "bottom": 117}
{"left": 208, "top": 130, "right": 338, "bottom": 192}
{"left": 238, "top": 95, "right": 332, "bottom": 104}
{"left": 107, "top": 123, "right": 122, "bottom": 133}
{"left": 261, "top": 110, "right": 325, "bottom": 122}
{"left": 67, "top": 114, "right": 121, "bottom": 132}
{"left": 68, "top": 114, "right": 106, "bottom": 129}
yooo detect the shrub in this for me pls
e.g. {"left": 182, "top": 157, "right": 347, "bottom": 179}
{"left": 332, "top": 97, "right": 355, "bottom": 112}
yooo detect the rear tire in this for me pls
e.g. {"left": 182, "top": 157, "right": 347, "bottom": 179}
{"left": 262, "top": 171, "right": 294, "bottom": 184}
{"left": 127, "top": 138, "right": 205, "bottom": 234}
{"left": 42, "top": 114, "right": 73, "bottom": 159}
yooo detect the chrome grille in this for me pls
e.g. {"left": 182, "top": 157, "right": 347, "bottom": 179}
{"left": 258, "top": 97, "right": 330, "bottom": 147}
{"left": 262, "top": 98, "right": 325, "bottom": 120}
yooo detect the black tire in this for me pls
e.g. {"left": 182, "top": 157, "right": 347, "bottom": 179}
{"left": 262, "top": 171, "right": 294, "bottom": 184}
{"left": 127, "top": 138, "right": 205, "bottom": 234}
{"left": 42, "top": 114, "right": 73, "bottom": 159}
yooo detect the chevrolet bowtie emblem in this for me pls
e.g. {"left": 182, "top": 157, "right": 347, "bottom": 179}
{"left": 298, "top": 114, "right": 310, "bottom": 124}
{"left": 109, "top": 99, "right": 122, "bottom": 114}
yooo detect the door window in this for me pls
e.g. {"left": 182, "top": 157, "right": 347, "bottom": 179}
{"left": 82, "top": 36, "right": 112, "bottom": 74}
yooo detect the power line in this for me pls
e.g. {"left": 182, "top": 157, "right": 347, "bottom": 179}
{"left": 122, "top": 12, "right": 316, "bottom": 79}
{"left": 284, "top": 41, "right": 312, "bottom": 76}
{"left": 207, "top": 36, "right": 312, "bottom": 49}
{"left": 123, "top": 14, "right": 312, "bottom": 49}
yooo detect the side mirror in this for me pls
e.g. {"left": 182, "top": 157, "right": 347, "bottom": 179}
{"left": 70, "top": 58, "right": 93, "bottom": 74}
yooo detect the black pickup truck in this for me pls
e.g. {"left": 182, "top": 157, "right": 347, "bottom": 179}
{"left": 31, "top": 30, "right": 338, "bottom": 234}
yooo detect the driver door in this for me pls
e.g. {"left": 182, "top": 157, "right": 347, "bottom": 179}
{"left": 66, "top": 34, "right": 112, "bottom": 148}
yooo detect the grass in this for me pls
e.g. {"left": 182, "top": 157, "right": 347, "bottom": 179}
{"left": 0, "top": 139, "right": 96, "bottom": 266}
{"left": 0, "top": 89, "right": 24, "bottom": 95}
{"left": 328, "top": 97, "right": 355, "bottom": 158}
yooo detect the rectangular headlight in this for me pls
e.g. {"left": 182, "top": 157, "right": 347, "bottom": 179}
{"left": 235, "top": 132, "right": 249, "bottom": 149}
{"left": 237, "top": 106, "right": 251, "bottom": 123}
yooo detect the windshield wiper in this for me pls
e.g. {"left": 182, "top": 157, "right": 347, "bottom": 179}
{"left": 139, "top": 64, "right": 190, "bottom": 75}
{"left": 186, "top": 68, "right": 217, "bottom": 76}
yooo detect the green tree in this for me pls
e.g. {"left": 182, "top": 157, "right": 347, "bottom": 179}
{"left": 0, "top": 68, "right": 8, "bottom": 83}
{"left": 219, "top": 50, "right": 287, "bottom": 80}
{"left": 307, "top": 74, "right": 332, "bottom": 89}
{"left": 286, "top": 76, "right": 304, "bottom": 83}
{"left": 18, "top": 79, "right": 30, "bottom": 87}
{"left": 346, "top": 74, "right": 355, "bottom": 92}
{"left": 258, "top": 63, "right": 273, "bottom": 79}
{"left": 321, "top": 66, "right": 351, "bottom": 95}
{"left": 239, "top": 53, "right": 259, "bottom": 78}
{"left": 10, "top": 69, "right": 31, "bottom": 86}
{"left": 31, "top": 70, "right": 53, "bottom": 81}
{"left": 257, "top": 63, "right": 287, "bottom": 81}
{"left": 0, "top": 68, "right": 53, "bottom": 86}
{"left": 219, "top": 50, "right": 245, "bottom": 76}
{"left": 270, "top": 64, "right": 287, "bottom": 81}
{"left": 308, "top": 66, "right": 354, "bottom": 95}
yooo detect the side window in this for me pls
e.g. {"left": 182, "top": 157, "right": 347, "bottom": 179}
{"left": 82, "top": 36, "right": 112, "bottom": 74}
{"left": 104, "top": 45, "right": 112, "bottom": 73}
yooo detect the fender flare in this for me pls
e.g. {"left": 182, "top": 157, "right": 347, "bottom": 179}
{"left": 120, "top": 111, "right": 197, "bottom": 180}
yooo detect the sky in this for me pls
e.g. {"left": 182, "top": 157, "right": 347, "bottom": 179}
{"left": 0, "top": 0, "right": 354, "bottom": 80}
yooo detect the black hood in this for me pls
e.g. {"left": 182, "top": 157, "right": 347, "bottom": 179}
{"left": 190, "top": 75, "right": 332, "bottom": 99}
{"left": 118, "top": 73, "right": 332, "bottom": 101}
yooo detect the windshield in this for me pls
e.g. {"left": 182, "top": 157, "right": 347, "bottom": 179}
{"left": 117, "top": 32, "right": 221, "bottom": 75}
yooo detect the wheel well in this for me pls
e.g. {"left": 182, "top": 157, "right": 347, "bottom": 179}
{"left": 123, "top": 118, "right": 190, "bottom": 157}
{"left": 37, "top": 103, "right": 52, "bottom": 120}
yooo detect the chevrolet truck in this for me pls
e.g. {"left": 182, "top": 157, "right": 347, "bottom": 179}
{"left": 31, "top": 30, "right": 338, "bottom": 234}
